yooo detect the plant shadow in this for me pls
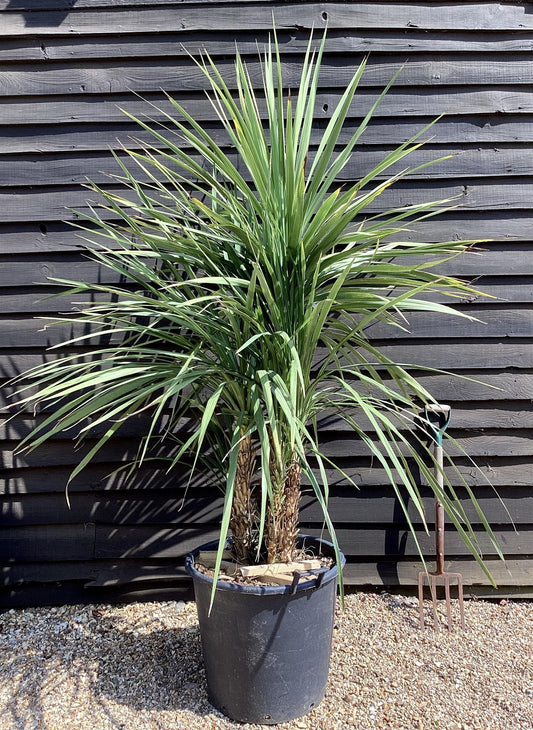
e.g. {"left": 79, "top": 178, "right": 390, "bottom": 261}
{"left": 90, "top": 618, "right": 219, "bottom": 718}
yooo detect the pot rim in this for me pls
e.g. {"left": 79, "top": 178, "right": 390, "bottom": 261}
{"left": 185, "top": 534, "right": 345, "bottom": 596}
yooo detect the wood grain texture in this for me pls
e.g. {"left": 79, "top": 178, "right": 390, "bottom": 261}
{"left": 4, "top": 31, "right": 533, "bottom": 64}
{"left": 5, "top": 147, "right": 533, "bottom": 188}
{"left": 2, "top": 279, "right": 531, "bottom": 315}
{"left": 6, "top": 117, "right": 533, "bottom": 156}
{"left": 1, "top": 486, "right": 529, "bottom": 527}
{"left": 4, "top": 89, "right": 533, "bottom": 128}
{"left": 1, "top": 306, "right": 531, "bottom": 349}
{"left": 2, "top": 220, "right": 533, "bottom": 255}
{"left": 1, "top": 457, "right": 531, "bottom": 499}
{"left": 4, "top": 180, "right": 533, "bottom": 223}
{"left": 4, "top": 401, "right": 532, "bottom": 440}
{"left": 3, "top": 2, "right": 533, "bottom": 36}
{"left": 3, "top": 56, "right": 533, "bottom": 98}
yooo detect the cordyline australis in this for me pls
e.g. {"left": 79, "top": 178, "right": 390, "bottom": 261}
{"left": 10, "top": 29, "right": 502, "bottom": 603}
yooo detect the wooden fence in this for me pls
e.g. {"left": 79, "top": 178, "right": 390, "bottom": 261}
{"left": 1, "top": 0, "right": 532, "bottom": 606}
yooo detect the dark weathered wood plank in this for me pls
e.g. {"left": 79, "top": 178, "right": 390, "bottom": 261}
{"left": 0, "top": 223, "right": 104, "bottom": 255}
{"left": 6, "top": 147, "right": 533, "bottom": 188}
{"left": 2, "top": 305, "right": 531, "bottom": 348}
{"left": 4, "top": 180, "right": 533, "bottom": 223}
{"left": 2, "top": 346, "right": 532, "bottom": 389}
{"left": 87, "top": 523, "right": 528, "bottom": 560}
{"left": 3, "top": 56, "right": 533, "bottom": 98}
{"left": 7, "top": 117, "right": 533, "bottom": 156}
{"left": 0, "top": 581, "right": 194, "bottom": 608}
{"left": 4, "top": 429, "right": 533, "bottom": 471}
{"left": 0, "top": 462, "right": 214, "bottom": 495}
{"left": 0, "top": 524, "right": 96, "bottom": 561}
{"left": 4, "top": 89, "right": 533, "bottom": 127}
{"left": 0, "top": 255, "right": 123, "bottom": 287}
{"left": 0, "top": 559, "right": 186, "bottom": 588}
{"left": 1, "top": 331, "right": 531, "bottom": 374}
{"left": 317, "top": 431, "right": 533, "bottom": 460}
{"left": 3, "top": 2, "right": 533, "bottom": 36}
{"left": 2, "top": 219, "right": 533, "bottom": 255}
{"left": 342, "top": 558, "right": 533, "bottom": 588}
{"left": 364, "top": 307, "right": 533, "bottom": 340}
{"left": 1, "top": 560, "right": 528, "bottom": 608}
{"left": 2, "top": 454, "right": 531, "bottom": 499}
{"left": 93, "top": 525, "right": 220, "bottom": 559}
{"left": 1, "top": 485, "right": 529, "bottom": 527}
{"left": 4, "top": 29, "right": 533, "bottom": 63}
{"left": 365, "top": 340, "right": 533, "bottom": 370}
{"left": 4, "top": 399, "right": 532, "bottom": 443}
{"left": 3, "top": 279, "right": 531, "bottom": 315}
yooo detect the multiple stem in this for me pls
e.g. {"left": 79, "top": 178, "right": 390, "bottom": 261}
{"left": 230, "top": 436, "right": 301, "bottom": 565}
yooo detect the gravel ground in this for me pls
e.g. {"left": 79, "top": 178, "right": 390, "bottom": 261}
{"left": 1, "top": 592, "right": 532, "bottom": 730}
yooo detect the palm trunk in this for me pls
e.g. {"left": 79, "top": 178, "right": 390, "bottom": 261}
{"left": 229, "top": 433, "right": 256, "bottom": 564}
{"left": 266, "top": 453, "right": 301, "bottom": 564}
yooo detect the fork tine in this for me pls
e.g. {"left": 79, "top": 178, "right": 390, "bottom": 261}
{"left": 418, "top": 572, "right": 426, "bottom": 629}
{"left": 444, "top": 575, "right": 452, "bottom": 630}
{"left": 430, "top": 575, "right": 440, "bottom": 631}
{"left": 457, "top": 576, "right": 466, "bottom": 631}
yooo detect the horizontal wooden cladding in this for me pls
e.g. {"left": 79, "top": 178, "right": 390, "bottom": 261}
{"left": 4, "top": 55, "right": 533, "bottom": 97}
{"left": 3, "top": 2, "right": 533, "bottom": 34}
{"left": 343, "top": 558, "right": 533, "bottom": 589}
{"left": 1, "top": 343, "right": 531, "bottom": 384}
{"left": 0, "top": 1, "right": 531, "bottom": 598}
{"left": 2, "top": 219, "right": 532, "bottom": 255}
{"left": 6, "top": 16, "right": 533, "bottom": 65}
{"left": 2, "top": 458, "right": 531, "bottom": 500}
{"left": 3, "top": 277, "right": 532, "bottom": 315}
{"left": 7, "top": 116, "right": 533, "bottom": 156}
{"left": 3, "top": 356, "right": 531, "bottom": 401}
{"left": 3, "top": 429, "right": 533, "bottom": 471}
{"left": 0, "top": 558, "right": 532, "bottom": 596}
{"left": 5, "top": 29, "right": 533, "bottom": 64}
{"left": 5, "top": 179, "right": 533, "bottom": 223}
{"left": 5, "top": 147, "right": 533, "bottom": 188}
{"left": 4, "top": 88, "right": 533, "bottom": 128}
{"left": 0, "top": 523, "right": 522, "bottom": 562}
{"left": 1, "top": 306, "right": 530, "bottom": 348}
{"left": 0, "top": 558, "right": 189, "bottom": 590}
{"left": 0, "top": 524, "right": 218, "bottom": 562}
{"left": 2, "top": 485, "right": 529, "bottom": 527}
{"left": 0, "top": 581, "right": 194, "bottom": 608}
{"left": 3, "top": 557, "right": 529, "bottom": 591}
{"left": 4, "top": 399, "right": 532, "bottom": 442}
{"left": 2, "top": 344, "right": 531, "bottom": 385}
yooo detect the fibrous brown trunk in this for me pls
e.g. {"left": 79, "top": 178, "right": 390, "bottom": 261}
{"left": 229, "top": 433, "right": 256, "bottom": 564}
{"left": 266, "top": 454, "right": 301, "bottom": 564}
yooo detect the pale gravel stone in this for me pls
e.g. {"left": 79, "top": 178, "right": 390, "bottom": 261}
{"left": 0, "top": 593, "right": 531, "bottom": 729}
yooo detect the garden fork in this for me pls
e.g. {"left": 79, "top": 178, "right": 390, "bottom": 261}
{"left": 418, "top": 403, "right": 465, "bottom": 631}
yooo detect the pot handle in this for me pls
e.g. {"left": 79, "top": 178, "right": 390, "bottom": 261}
{"left": 290, "top": 566, "right": 328, "bottom": 594}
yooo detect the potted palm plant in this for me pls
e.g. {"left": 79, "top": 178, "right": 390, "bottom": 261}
{"left": 12, "top": 30, "right": 501, "bottom": 724}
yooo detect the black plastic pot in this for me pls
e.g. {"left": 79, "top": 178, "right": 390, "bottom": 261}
{"left": 185, "top": 535, "right": 344, "bottom": 725}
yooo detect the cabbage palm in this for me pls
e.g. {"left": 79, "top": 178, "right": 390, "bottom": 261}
{"left": 13, "top": 31, "right": 501, "bottom": 591}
